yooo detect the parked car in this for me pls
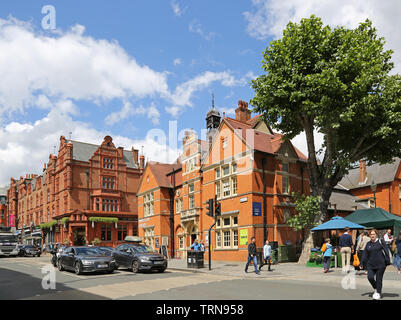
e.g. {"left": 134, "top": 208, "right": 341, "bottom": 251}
{"left": 96, "top": 246, "right": 119, "bottom": 269}
{"left": 57, "top": 246, "right": 117, "bottom": 275}
{"left": 17, "top": 245, "right": 24, "bottom": 256}
{"left": 19, "top": 245, "right": 41, "bottom": 257}
{"left": 113, "top": 243, "right": 167, "bottom": 273}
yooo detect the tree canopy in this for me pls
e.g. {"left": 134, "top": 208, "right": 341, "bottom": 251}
{"left": 251, "top": 15, "right": 401, "bottom": 219}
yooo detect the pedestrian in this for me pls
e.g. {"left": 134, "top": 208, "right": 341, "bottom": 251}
{"left": 321, "top": 238, "right": 333, "bottom": 273}
{"left": 356, "top": 231, "right": 370, "bottom": 275}
{"left": 339, "top": 227, "right": 354, "bottom": 273}
{"left": 259, "top": 240, "right": 272, "bottom": 272}
{"left": 42, "top": 243, "right": 46, "bottom": 256}
{"left": 393, "top": 231, "right": 401, "bottom": 275}
{"left": 383, "top": 229, "right": 394, "bottom": 253}
{"left": 190, "top": 239, "right": 201, "bottom": 251}
{"left": 245, "top": 237, "right": 260, "bottom": 275}
{"left": 362, "top": 229, "right": 391, "bottom": 300}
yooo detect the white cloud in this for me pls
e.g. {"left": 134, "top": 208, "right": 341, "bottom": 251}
{"left": 105, "top": 102, "right": 161, "bottom": 125}
{"left": 0, "top": 16, "right": 169, "bottom": 117}
{"left": 171, "top": 1, "right": 186, "bottom": 17}
{"left": 244, "top": 0, "right": 401, "bottom": 73}
{"left": 189, "top": 20, "right": 217, "bottom": 41}
{"left": 290, "top": 129, "right": 325, "bottom": 161}
{"left": 173, "top": 58, "right": 182, "bottom": 66}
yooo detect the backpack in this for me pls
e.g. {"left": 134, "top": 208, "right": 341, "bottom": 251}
{"left": 379, "top": 239, "right": 393, "bottom": 266}
{"left": 321, "top": 243, "right": 327, "bottom": 252}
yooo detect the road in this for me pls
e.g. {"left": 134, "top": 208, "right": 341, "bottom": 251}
{"left": 0, "top": 256, "right": 400, "bottom": 300}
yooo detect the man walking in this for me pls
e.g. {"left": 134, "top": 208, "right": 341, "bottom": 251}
{"left": 259, "top": 240, "right": 272, "bottom": 272}
{"left": 245, "top": 237, "right": 260, "bottom": 275}
{"left": 383, "top": 229, "right": 394, "bottom": 252}
{"left": 339, "top": 227, "right": 354, "bottom": 273}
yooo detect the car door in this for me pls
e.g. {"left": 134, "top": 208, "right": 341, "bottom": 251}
{"left": 59, "top": 247, "right": 69, "bottom": 269}
{"left": 65, "top": 247, "right": 75, "bottom": 270}
{"left": 114, "top": 245, "right": 127, "bottom": 267}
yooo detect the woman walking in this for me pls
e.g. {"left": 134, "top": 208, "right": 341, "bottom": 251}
{"left": 394, "top": 231, "right": 401, "bottom": 275}
{"left": 362, "top": 229, "right": 391, "bottom": 300}
{"left": 321, "top": 238, "right": 332, "bottom": 273}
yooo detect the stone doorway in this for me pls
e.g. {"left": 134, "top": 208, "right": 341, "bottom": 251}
{"left": 73, "top": 228, "right": 86, "bottom": 246}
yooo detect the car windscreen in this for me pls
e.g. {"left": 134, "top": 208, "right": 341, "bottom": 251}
{"left": 0, "top": 235, "right": 18, "bottom": 242}
{"left": 24, "top": 245, "right": 35, "bottom": 248}
{"left": 131, "top": 245, "right": 157, "bottom": 254}
{"left": 75, "top": 248, "right": 103, "bottom": 256}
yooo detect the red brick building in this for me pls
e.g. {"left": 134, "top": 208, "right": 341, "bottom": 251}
{"left": 7, "top": 135, "right": 143, "bottom": 246}
{"left": 138, "top": 100, "right": 310, "bottom": 262}
{"left": 0, "top": 187, "right": 8, "bottom": 227}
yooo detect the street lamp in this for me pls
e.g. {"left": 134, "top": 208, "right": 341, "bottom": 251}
{"left": 370, "top": 179, "right": 377, "bottom": 208}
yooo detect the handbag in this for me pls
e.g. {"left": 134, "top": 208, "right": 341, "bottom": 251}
{"left": 352, "top": 253, "right": 360, "bottom": 267}
{"left": 379, "top": 239, "right": 392, "bottom": 266}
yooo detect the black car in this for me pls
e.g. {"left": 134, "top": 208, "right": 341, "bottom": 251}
{"left": 57, "top": 246, "right": 117, "bottom": 275}
{"left": 50, "top": 245, "right": 68, "bottom": 267}
{"left": 96, "top": 246, "right": 119, "bottom": 269}
{"left": 113, "top": 244, "right": 167, "bottom": 273}
{"left": 19, "top": 245, "right": 41, "bottom": 257}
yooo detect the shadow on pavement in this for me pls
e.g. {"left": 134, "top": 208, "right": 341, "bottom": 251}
{"left": 361, "top": 292, "right": 400, "bottom": 298}
{"left": 0, "top": 267, "right": 109, "bottom": 300}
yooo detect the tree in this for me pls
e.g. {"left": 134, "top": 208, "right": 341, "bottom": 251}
{"left": 251, "top": 15, "right": 401, "bottom": 262}
{"left": 286, "top": 193, "right": 320, "bottom": 263}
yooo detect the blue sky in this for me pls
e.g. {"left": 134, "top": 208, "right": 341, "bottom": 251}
{"left": 0, "top": 0, "right": 400, "bottom": 185}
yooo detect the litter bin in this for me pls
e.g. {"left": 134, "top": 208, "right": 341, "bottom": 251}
{"left": 187, "top": 250, "right": 204, "bottom": 268}
{"left": 270, "top": 241, "right": 278, "bottom": 264}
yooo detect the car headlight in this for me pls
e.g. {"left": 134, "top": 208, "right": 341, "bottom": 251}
{"left": 140, "top": 257, "right": 151, "bottom": 262}
{"left": 81, "top": 260, "right": 94, "bottom": 265}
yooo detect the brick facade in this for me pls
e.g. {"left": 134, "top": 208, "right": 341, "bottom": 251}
{"left": 7, "top": 135, "right": 143, "bottom": 246}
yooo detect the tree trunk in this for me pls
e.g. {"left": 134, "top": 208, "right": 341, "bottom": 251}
{"left": 298, "top": 229, "right": 314, "bottom": 264}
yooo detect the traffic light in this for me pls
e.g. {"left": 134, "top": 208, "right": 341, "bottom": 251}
{"left": 214, "top": 195, "right": 221, "bottom": 216}
{"left": 206, "top": 198, "right": 214, "bottom": 217}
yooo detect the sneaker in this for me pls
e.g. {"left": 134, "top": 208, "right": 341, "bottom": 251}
{"left": 256, "top": 272, "right": 261, "bottom": 275}
{"left": 372, "top": 292, "right": 381, "bottom": 300}
{"left": 244, "top": 270, "right": 247, "bottom": 273}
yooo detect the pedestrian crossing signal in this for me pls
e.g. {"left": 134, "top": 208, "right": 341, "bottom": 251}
{"left": 215, "top": 201, "right": 221, "bottom": 216}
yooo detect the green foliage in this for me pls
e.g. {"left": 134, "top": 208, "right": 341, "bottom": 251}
{"left": 88, "top": 217, "right": 118, "bottom": 224}
{"left": 40, "top": 220, "right": 57, "bottom": 230}
{"left": 286, "top": 193, "right": 321, "bottom": 232}
{"left": 91, "top": 237, "right": 101, "bottom": 246}
{"left": 251, "top": 15, "right": 401, "bottom": 181}
{"left": 59, "top": 217, "right": 69, "bottom": 225}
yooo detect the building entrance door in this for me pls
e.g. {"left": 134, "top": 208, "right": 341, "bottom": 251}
{"left": 73, "top": 228, "right": 86, "bottom": 246}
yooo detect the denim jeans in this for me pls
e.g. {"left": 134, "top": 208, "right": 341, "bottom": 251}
{"left": 323, "top": 256, "right": 331, "bottom": 271}
{"left": 245, "top": 255, "right": 258, "bottom": 273}
{"left": 367, "top": 267, "right": 386, "bottom": 294}
{"left": 394, "top": 254, "right": 401, "bottom": 271}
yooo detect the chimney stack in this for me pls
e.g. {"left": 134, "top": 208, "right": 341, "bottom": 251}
{"left": 235, "top": 100, "right": 251, "bottom": 123}
{"left": 359, "top": 160, "right": 367, "bottom": 184}
{"left": 140, "top": 155, "right": 145, "bottom": 170}
{"left": 132, "top": 148, "right": 139, "bottom": 166}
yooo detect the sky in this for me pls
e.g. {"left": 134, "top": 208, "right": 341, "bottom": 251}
{"left": 0, "top": 0, "right": 401, "bottom": 186}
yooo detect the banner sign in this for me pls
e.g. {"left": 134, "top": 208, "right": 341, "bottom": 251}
{"left": 252, "top": 202, "right": 262, "bottom": 216}
{"left": 240, "top": 229, "right": 248, "bottom": 246}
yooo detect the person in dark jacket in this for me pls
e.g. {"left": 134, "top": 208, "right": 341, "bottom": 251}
{"left": 245, "top": 237, "right": 260, "bottom": 275}
{"left": 362, "top": 229, "right": 390, "bottom": 300}
{"left": 339, "top": 227, "right": 354, "bottom": 273}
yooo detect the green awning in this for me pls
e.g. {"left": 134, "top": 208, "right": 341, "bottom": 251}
{"left": 344, "top": 208, "right": 401, "bottom": 236}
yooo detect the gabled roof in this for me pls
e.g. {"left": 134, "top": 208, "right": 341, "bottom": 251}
{"left": 223, "top": 117, "right": 307, "bottom": 161}
{"left": 147, "top": 162, "right": 182, "bottom": 189}
{"left": 329, "top": 188, "right": 369, "bottom": 212}
{"left": 67, "top": 140, "right": 138, "bottom": 169}
{"left": 337, "top": 158, "right": 401, "bottom": 190}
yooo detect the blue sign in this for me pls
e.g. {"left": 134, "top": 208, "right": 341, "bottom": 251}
{"left": 252, "top": 202, "right": 262, "bottom": 216}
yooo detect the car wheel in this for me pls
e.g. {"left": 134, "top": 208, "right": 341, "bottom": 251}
{"left": 158, "top": 268, "right": 166, "bottom": 273}
{"left": 74, "top": 262, "right": 82, "bottom": 275}
{"left": 57, "top": 260, "right": 64, "bottom": 271}
{"left": 131, "top": 260, "right": 139, "bottom": 273}
{"left": 107, "top": 269, "right": 114, "bottom": 274}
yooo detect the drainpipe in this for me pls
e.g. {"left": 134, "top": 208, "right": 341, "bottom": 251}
{"left": 262, "top": 158, "right": 267, "bottom": 244}
{"left": 389, "top": 182, "right": 392, "bottom": 214}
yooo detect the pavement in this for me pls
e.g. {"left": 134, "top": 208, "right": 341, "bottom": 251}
{"left": 167, "top": 257, "right": 401, "bottom": 289}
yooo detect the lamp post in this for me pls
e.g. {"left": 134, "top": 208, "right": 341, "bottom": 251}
{"left": 370, "top": 180, "right": 377, "bottom": 208}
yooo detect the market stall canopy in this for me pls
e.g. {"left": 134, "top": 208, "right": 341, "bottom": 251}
{"left": 344, "top": 208, "right": 401, "bottom": 235}
{"left": 311, "top": 216, "right": 365, "bottom": 231}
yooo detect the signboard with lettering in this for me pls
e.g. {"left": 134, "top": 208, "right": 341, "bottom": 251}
{"left": 240, "top": 229, "right": 248, "bottom": 246}
{"left": 252, "top": 202, "right": 262, "bottom": 216}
